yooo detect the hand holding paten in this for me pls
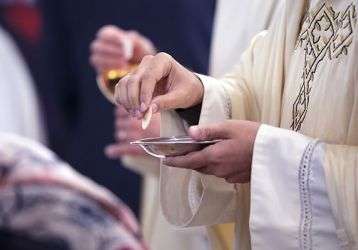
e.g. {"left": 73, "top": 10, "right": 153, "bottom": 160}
{"left": 164, "top": 120, "right": 261, "bottom": 183}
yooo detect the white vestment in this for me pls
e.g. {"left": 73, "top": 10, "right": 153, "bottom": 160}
{"left": 0, "top": 26, "right": 45, "bottom": 143}
{"left": 116, "top": 1, "right": 281, "bottom": 249}
{"left": 209, "top": 0, "right": 282, "bottom": 77}
{"left": 160, "top": 0, "right": 358, "bottom": 249}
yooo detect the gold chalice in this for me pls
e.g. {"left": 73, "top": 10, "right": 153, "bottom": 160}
{"left": 102, "top": 64, "right": 137, "bottom": 94}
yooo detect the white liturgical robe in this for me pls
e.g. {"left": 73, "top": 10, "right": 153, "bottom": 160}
{"left": 160, "top": 0, "right": 358, "bottom": 250}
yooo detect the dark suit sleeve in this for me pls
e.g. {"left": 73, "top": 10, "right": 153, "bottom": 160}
{"left": 176, "top": 103, "right": 202, "bottom": 126}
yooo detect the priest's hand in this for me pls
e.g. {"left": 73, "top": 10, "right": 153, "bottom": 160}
{"left": 163, "top": 120, "right": 261, "bottom": 183}
{"left": 105, "top": 105, "right": 160, "bottom": 159}
{"left": 90, "top": 25, "right": 156, "bottom": 73}
{"left": 114, "top": 52, "right": 204, "bottom": 117}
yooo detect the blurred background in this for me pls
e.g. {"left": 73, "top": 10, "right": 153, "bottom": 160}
{"left": 0, "top": 0, "right": 215, "bottom": 217}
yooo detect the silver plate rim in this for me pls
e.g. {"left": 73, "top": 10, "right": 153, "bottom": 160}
{"left": 130, "top": 136, "right": 222, "bottom": 145}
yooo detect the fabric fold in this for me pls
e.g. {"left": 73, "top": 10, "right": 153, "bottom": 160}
{"left": 250, "top": 125, "right": 339, "bottom": 250}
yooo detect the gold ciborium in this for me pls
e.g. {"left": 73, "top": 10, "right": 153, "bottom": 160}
{"left": 102, "top": 64, "right": 137, "bottom": 94}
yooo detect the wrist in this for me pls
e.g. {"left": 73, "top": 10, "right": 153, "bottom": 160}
{"left": 192, "top": 73, "right": 205, "bottom": 106}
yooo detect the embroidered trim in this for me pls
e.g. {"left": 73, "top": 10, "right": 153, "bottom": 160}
{"left": 222, "top": 87, "right": 232, "bottom": 119}
{"left": 298, "top": 140, "right": 320, "bottom": 250}
{"left": 292, "top": 3, "right": 357, "bottom": 131}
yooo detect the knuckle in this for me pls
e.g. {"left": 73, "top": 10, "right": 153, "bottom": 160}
{"left": 156, "top": 52, "right": 172, "bottom": 62}
{"left": 117, "top": 78, "right": 127, "bottom": 89}
{"left": 141, "top": 72, "right": 154, "bottom": 83}
{"left": 114, "top": 83, "right": 120, "bottom": 96}
{"left": 117, "top": 83, "right": 126, "bottom": 100}
{"left": 114, "top": 92, "right": 121, "bottom": 105}
{"left": 127, "top": 75, "right": 139, "bottom": 86}
{"left": 142, "top": 54, "right": 154, "bottom": 62}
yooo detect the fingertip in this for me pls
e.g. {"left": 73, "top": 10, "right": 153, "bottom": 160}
{"left": 162, "top": 157, "right": 172, "bottom": 165}
{"left": 140, "top": 102, "right": 147, "bottom": 112}
{"left": 188, "top": 126, "right": 201, "bottom": 140}
{"left": 135, "top": 110, "right": 142, "bottom": 119}
{"left": 104, "top": 145, "right": 115, "bottom": 158}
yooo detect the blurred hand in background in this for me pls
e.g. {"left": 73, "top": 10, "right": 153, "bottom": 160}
{"left": 90, "top": 25, "right": 159, "bottom": 159}
{"left": 90, "top": 25, "right": 156, "bottom": 74}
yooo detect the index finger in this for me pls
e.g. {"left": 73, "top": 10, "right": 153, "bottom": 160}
{"left": 139, "top": 52, "right": 173, "bottom": 110}
{"left": 96, "top": 25, "right": 125, "bottom": 46}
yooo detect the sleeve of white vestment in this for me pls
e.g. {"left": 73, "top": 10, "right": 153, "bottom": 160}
{"left": 160, "top": 32, "right": 268, "bottom": 228}
{"left": 250, "top": 124, "right": 358, "bottom": 249}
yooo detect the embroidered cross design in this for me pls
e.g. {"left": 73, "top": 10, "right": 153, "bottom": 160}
{"left": 291, "top": 3, "right": 357, "bottom": 131}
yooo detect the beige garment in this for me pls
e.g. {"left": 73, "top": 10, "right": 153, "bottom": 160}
{"left": 160, "top": 0, "right": 358, "bottom": 249}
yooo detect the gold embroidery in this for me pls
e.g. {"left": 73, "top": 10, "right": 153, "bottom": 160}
{"left": 292, "top": 2, "right": 357, "bottom": 131}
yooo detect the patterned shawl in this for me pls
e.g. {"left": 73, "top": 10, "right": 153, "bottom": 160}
{"left": 0, "top": 133, "right": 148, "bottom": 250}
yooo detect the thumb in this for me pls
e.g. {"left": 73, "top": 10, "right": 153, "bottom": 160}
{"left": 188, "top": 123, "right": 232, "bottom": 141}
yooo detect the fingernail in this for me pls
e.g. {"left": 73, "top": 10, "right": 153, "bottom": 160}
{"left": 140, "top": 102, "right": 147, "bottom": 112}
{"left": 189, "top": 126, "right": 201, "bottom": 140}
{"left": 135, "top": 110, "right": 141, "bottom": 118}
{"left": 151, "top": 103, "right": 159, "bottom": 113}
{"left": 130, "top": 109, "right": 136, "bottom": 117}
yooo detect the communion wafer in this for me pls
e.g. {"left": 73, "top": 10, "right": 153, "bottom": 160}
{"left": 142, "top": 106, "right": 153, "bottom": 130}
